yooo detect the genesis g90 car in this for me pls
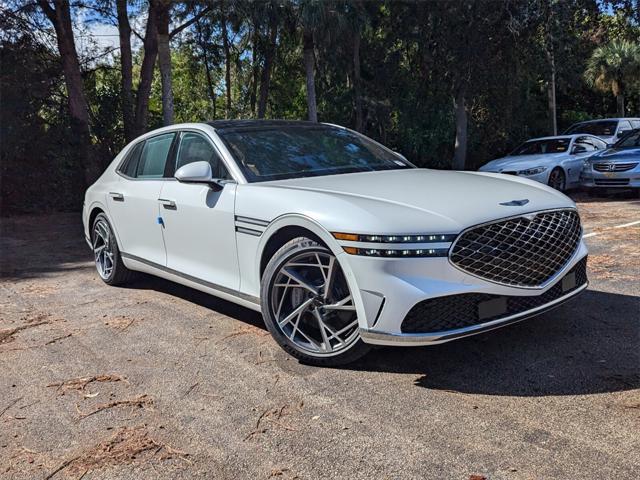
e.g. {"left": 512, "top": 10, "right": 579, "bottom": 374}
{"left": 83, "top": 121, "right": 588, "bottom": 366}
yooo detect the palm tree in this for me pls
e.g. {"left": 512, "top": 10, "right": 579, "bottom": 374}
{"left": 585, "top": 40, "right": 640, "bottom": 117}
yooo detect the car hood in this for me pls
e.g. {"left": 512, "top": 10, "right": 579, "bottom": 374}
{"left": 237, "top": 169, "right": 575, "bottom": 234}
{"left": 590, "top": 147, "right": 640, "bottom": 162}
{"left": 479, "top": 154, "right": 565, "bottom": 172}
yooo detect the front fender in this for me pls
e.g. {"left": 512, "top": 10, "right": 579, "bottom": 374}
{"left": 249, "top": 213, "right": 369, "bottom": 328}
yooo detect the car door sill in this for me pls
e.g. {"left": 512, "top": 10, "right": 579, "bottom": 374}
{"left": 120, "top": 252, "right": 261, "bottom": 309}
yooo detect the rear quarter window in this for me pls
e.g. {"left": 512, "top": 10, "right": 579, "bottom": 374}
{"left": 118, "top": 142, "right": 143, "bottom": 177}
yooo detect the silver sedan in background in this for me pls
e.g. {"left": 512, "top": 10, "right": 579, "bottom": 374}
{"left": 581, "top": 129, "right": 640, "bottom": 192}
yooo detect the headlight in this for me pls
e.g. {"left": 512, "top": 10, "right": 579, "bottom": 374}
{"left": 332, "top": 232, "right": 455, "bottom": 258}
{"left": 518, "top": 166, "right": 547, "bottom": 176}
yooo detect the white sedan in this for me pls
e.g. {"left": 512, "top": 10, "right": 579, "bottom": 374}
{"left": 83, "top": 121, "right": 588, "bottom": 366}
{"left": 479, "top": 135, "right": 607, "bottom": 191}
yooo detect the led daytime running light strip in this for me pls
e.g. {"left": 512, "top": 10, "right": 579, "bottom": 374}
{"left": 342, "top": 247, "right": 449, "bottom": 257}
{"left": 333, "top": 232, "right": 456, "bottom": 243}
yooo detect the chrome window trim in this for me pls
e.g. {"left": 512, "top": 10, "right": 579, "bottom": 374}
{"left": 448, "top": 207, "right": 582, "bottom": 290}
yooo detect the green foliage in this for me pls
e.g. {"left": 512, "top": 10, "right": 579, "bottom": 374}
{"left": 584, "top": 40, "right": 640, "bottom": 97}
{"left": 2, "top": 0, "right": 640, "bottom": 213}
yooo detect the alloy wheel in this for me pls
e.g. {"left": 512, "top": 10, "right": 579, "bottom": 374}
{"left": 93, "top": 219, "right": 114, "bottom": 280}
{"left": 548, "top": 169, "right": 565, "bottom": 191}
{"left": 269, "top": 250, "right": 359, "bottom": 356}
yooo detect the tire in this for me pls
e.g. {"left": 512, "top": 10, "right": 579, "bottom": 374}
{"left": 261, "top": 237, "right": 371, "bottom": 367}
{"left": 91, "top": 213, "right": 135, "bottom": 286}
{"left": 547, "top": 168, "right": 566, "bottom": 191}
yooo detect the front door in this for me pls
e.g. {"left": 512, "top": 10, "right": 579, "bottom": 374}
{"left": 107, "top": 132, "right": 176, "bottom": 266}
{"left": 158, "top": 131, "right": 240, "bottom": 291}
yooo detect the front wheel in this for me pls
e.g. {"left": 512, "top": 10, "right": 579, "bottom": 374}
{"left": 261, "top": 238, "right": 371, "bottom": 366}
{"left": 548, "top": 168, "right": 566, "bottom": 191}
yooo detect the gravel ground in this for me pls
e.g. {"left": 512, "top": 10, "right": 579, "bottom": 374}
{"left": 1, "top": 192, "right": 639, "bottom": 480}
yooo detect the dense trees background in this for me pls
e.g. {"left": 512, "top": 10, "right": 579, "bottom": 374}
{"left": 1, "top": 0, "right": 639, "bottom": 213}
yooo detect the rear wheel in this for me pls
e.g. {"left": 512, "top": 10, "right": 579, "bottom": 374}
{"left": 261, "top": 238, "right": 370, "bottom": 366}
{"left": 548, "top": 168, "right": 566, "bottom": 191}
{"left": 92, "top": 213, "right": 135, "bottom": 285}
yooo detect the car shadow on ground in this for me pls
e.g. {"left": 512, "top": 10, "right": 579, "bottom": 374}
{"left": 349, "top": 289, "right": 639, "bottom": 396}
{"left": 123, "top": 273, "right": 266, "bottom": 330}
{"left": 122, "top": 276, "right": 638, "bottom": 397}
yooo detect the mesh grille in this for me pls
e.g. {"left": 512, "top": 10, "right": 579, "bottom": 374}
{"left": 401, "top": 257, "right": 587, "bottom": 334}
{"left": 450, "top": 209, "right": 582, "bottom": 288}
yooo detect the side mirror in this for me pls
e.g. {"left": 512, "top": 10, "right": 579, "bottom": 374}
{"left": 571, "top": 145, "right": 587, "bottom": 155}
{"left": 175, "top": 161, "right": 223, "bottom": 190}
{"left": 617, "top": 130, "right": 629, "bottom": 138}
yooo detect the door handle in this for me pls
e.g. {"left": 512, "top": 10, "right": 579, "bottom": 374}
{"left": 158, "top": 198, "right": 177, "bottom": 209}
{"left": 109, "top": 192, "right": 124, "bottom": 201}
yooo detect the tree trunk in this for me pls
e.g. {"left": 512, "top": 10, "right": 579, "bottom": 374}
{"left": 156, "top": 2, "right": 174, "bottom": 126}
{"left": 616, "top": 94, "right": 625, "bottom": 117}
{"left": 250, "top": 21, "right": 260, "bottom": 115}
{"left": 196, "top": 20, "right": 216, "bottom": 118}
{"left": 353, "top": 29, "right": 363, "bottom": 132}
{"left": 116, "top": 0, "right": 134, "bottom": 142}
{"left": 547, "top": 49, "right": 557, "bottom": 136}
{"left": 452, "top": 89, "right": 468, "bottom": 171}
{"left": 257, "top": 14, "right": 278, "bottom": 119}
{"left": 134, "top": 2, "right": 159, "bottom": 136}
{"left": 221, "top": 3, "right": 232, "bottom": 118}
{"left": 36, "top": 0, "right": 98, "bottom": 185}
{"left": 303, "top": 30, "right": 317, "bottom": 123}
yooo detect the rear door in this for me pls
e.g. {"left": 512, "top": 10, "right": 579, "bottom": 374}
{"left": 107, "top": 132, "right": 176, "bottom": 266}
{"left": 158, "top": 131, "right": 240, "bottom": 291}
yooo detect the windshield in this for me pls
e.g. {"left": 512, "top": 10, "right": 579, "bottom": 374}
{"left": 565, "top": 121, "right": 617, "bottom": 136}
{"left": 217, "top": 125, "right": 412, "bottom": 182}
{"left": 615, "top": 130, "right": 640, "bottom": 148}
{"left": 510, "top": 138, "right": 571, "bottom": 155}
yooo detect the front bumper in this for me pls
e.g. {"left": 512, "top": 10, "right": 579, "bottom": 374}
{"left": 360, "top": 281, "right": 587, "bottom": 346}
{"left": 343, "top": 240, "right": 588, "bottom": 347}
{"left": 581, "top": 167, "right": 640, "bottom": 188}
{"left": 480, "top": 169, "right": 550, "bottom": 186}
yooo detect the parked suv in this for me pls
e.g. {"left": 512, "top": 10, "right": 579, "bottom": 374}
{"left": 564, "top": 118, "right": 640, "bottom": 145}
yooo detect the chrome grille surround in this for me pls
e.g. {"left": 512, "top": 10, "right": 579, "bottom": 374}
{"left": 593, "top": 162, "right": 638, "bottom": 172}
{"left": 449, "top": 209, "right": 582, "bottom": 289}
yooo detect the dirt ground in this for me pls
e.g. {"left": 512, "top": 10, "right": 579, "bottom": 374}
{"left": 1, "top": 192, "right": 639, "bottom": 480}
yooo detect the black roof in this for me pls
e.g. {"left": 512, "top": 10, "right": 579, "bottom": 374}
{"left": 207, "top": 119, "right": 321, "bottom": 131}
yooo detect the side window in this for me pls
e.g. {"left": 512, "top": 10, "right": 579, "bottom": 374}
{"left": 631, "top": 120, "right": 640, "bottom": 129}
{"left": 575, "top": 137, "right": 596, "bottom": 151}
{"left": 594, "top": 138, "right": 607, "bottom": 150}
{"left": 136, "top": 133, "right": 175, "bottom": 178}
{"left": 618, "top": 120, "right": 632, "bottom": 134}
{"left": 175, "top": 132, "right": 230, "bottom": 179}
{"left": 119, "top": 141, "right": 143, "bottom": 177}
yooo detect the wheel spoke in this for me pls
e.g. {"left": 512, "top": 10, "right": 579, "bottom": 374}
{"left": 278, "top": 297, "right": 314, "bottom": 328}
{"left": 312, "top": 309, "right": 334, "bottom": 352}
{"left": 323, "top": 256, "right": 336, "bottom": 300}
{"left": 281, "top": 267, "right": 319, "bottom": 295}
{"left": 323, "top": 295, "right": 355, "bottom": 311}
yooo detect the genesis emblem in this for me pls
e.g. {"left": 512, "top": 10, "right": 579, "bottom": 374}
{"left": 499, "top": 199, "right": 530, "bottom": 207}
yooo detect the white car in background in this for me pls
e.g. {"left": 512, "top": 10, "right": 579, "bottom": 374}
{"left": 564, "top": 118, "right": 640, "bottom": 145}
{"left": 479, "top": 135, "right": 607, "bottom": 191}
{"left": 83, "top": 121, "right": 588, "bottom": 366}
